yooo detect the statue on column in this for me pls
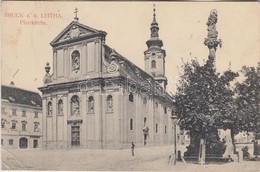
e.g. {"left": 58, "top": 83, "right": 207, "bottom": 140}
{"left": 43, "top": 62, "right": 52, "bottom": 84}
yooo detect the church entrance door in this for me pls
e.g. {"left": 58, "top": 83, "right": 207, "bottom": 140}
{"left": 71, "top": 126, "right": 80, "bottom": 147}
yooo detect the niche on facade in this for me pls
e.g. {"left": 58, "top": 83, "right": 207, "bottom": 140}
{"left": 71, "top": 95, "right": 80, "bottom": 116}
{"left": 87, "top": 96, "right": 95, "bottom": 113}
{"left": 106, "top": 95, "right": 113, "bottom": 112}
{"left": 57, "top": 99, "right": 63, "bottom": 115}
{"left": 71, "top": 50, "right": 80, "bottom": 73}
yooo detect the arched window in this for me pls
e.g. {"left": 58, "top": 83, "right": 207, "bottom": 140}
{"left": 129, "top": 93, "right": 134, "bottom": 102}
{"left": 106, "top": 95, "right": 113, "bottom": 111}
{"left": 151, "top": 60, "right": 156, "bottom": 68}
{"left": 71, "top": 50, "right": 80, "bottom": 73}
{"left": 130, "top": 119, "right": 133, "bottom": 131}
{"left": 47, "top": 102, "right": 52, "bottom": 116}
{"left": 58, "top": 99, "right": 63, "bottom": 115}
{"left": 88, "top": 96, "right": 94, "bottom": 112}
{"left": 155, "top": 123, "right": 158, "bottom": 133}
{"left": 71, "top": 95, "right": 80, "bottom": 116}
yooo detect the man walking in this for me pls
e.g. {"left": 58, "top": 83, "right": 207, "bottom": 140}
{"left": 131, "top": 142, "right": 135, "bottom": 156}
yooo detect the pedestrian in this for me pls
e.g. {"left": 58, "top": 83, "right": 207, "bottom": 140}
{"left": 131, "top": 142, "right": 135, "bottom": 156}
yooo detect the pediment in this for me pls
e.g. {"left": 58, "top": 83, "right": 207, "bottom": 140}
{"left": 50, "top": 21, "right": 104, "bottom": 46}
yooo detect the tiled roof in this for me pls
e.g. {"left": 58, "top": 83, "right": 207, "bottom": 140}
{"left": 1, "top": 85, "right": 42, "bottom": 107}
{"left": 103, "top": 45, "right": 173, "bottom": 103}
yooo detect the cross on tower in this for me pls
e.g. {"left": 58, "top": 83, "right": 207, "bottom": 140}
{"left": 74, "top": 7, "right": 79, "bottom": 21}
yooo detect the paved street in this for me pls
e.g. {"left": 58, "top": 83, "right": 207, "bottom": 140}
{"left": 1, "top": 146, "right": 260, "bottom": 171}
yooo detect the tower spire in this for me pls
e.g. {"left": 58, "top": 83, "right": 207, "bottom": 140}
{"left": 152, "top": 4, "right": 157, "bottom": 24}
{"left": 204, "top": 9, "right": 222, "bottom": 67}
{"left": 74, "top": 7, "right": 79, "bottom": 21}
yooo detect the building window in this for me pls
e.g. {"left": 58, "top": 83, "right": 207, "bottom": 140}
{"left": 88, "top": 96, "right": 94, "bottom": 113}
{"left": 1, "top": 139, "right": 3, "bottom": 145}
{"left": 164, "top": 107, "right": 167, "bottom": 114}
{"left": 9, "top": 139, "right": 13, "bottom": 145}
{"left": 71, "top": 50, "right": 80, "bottom": 73}
{"left": 155, "top": 123, "right": 158, "bottom": 133}
{"left": 58, "top": 99, "right": 63, "bottom": 115}
{"left": 11, "top": 121, "right": 16, "bottom": 130}
{"left": 129, "top": 93, "right": 134, "bottom": 102}
{"left": 1, "top": 119, "right": 5, "bottom": 128}
{"left": 130, "top": 119, "right": 133, "bottom": 131}
{"left": 21, "top": 122, "right": 27, "bottom": 131}
{"left": 48, "top": 102, "right": 52, "bottom": 116}
{"left": 34, "top": 122, "right": 40, "bottom": 132}
{"left": 12, "top": 109, "right": 16, "bottom": 116}
{"left": 22, "top": 110, "right": 26, "bottom": 117}
{"left": 71, "top": 95, "right": 80, "bottom": 116}
{"left": 151, "top": 60, "right": 156, "bottom": 68}
{"left": 34, "top": 112, "right": 39, "bottom": 118}
{"left": 165, "top": 126, "right": 167, "bottom": 134}
{"left": 144, "top": 117, "right": 147, "bottom": 126}
{"left": 106, "top": 95, "right": 113, "bottom": 111}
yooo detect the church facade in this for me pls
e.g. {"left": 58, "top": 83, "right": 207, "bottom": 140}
{"left": 38, "top": 8, "right": 175, "bottom": 149}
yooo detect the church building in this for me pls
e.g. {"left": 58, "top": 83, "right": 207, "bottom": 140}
{"left": 38, "top": 7, "right": 175, "bottom": 149}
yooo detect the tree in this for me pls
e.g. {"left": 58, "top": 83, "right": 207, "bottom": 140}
{"left": 175, "top": 56, "right": 238, "bottom": 156}
{"left": 235, "top": 62, "right": 260, "bottom": 140}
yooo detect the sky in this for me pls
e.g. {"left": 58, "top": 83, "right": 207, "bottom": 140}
{"left": 1, "top": 2, "right": 259, "bottom": 94}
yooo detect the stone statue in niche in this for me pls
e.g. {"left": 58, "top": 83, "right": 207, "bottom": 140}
{"left": 43, "top": 62, "right": 52, "bottom": 84}
{"left": 71, "top": 96, "right": 80, "bottom": 116}
{"left": 88, "top": 96, "right": 94, "bottom": 112}
{"left": 58, "top": 100, "right": 63, "bottom": 115}
{"left": 107, "top": 95, "right": 113, "bottom": 111}
{"left": 71, "top": 51, "right": 80, "bottom": 73}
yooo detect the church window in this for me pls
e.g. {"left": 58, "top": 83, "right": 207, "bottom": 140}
{"left": 130, "top": 119, "right": 133, "bottom": 131}
{"left": 22, "top": 110, "right": 26, "bottom": 117}
{"left": 106, "top": 95, "right": 113, "bottom": 111}
{"left": 34, "top": 122, "right": 40, "bottom": 132}
{"left": 164, "top": 107, "right": 167, "bottom": 114}
{"left": 151, "top": 60, "right": 156, "bottom": 68}
{"left": 144, "top": 117, "right": 147, "bottom": 126}
{"left": 71, "top": 50, "right": 80, "bottom": 73}
{"left": 9, "top": 139, "right": 13, "bottom": 145}
{"left": 11, "top": 121, "right": 17, "bottom": 130}
{"left": 47, "top": 102, "right": 52, "bottom": 116}
{"left": 129, "top": 93, "right": 134, "bottom": 102}
{"left": 71, "top": 95, "right": 80, "bottom": 116}
{"left": 155, "top": 123, "right": 158, "bottom": 133}
{"left": 88, "top": 96, "right": 94, "bottom": 113}
{"left": 58, "top": 99, "right": 63, "bottom": 115}
{"left": 21, "top": 121, "right": 27, "bottom": 131}
{"left": 12, "top": 109, "right": 16, "bottom": 116}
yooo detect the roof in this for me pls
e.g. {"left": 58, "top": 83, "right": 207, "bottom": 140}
{"left": 1, "top": 85, "right": 42, "bottom": 107}
{"left": 103, "top": 45, "right": 173, "bottom": 104}
{"left": 50, "top": 21, "right": 107, "bottom": 47}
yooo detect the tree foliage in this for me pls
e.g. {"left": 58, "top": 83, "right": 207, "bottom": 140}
{"left": 175, "top": 56, "right": 238, "bottom": 155}
{"left": 235, "top": 62, "right": 260, "bottom": 139}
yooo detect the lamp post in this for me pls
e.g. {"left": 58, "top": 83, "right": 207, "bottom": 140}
{"left": 171, "top": 115, "right": 179, "bottom": 165}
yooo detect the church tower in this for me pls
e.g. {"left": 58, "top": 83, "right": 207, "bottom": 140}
{"left": 144, "top": 5, "right": 167, "bottom": 89}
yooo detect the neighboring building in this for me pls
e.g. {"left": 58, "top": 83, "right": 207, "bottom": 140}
{"left": 1, "top": 83, "right": 42, "bottom": 149}
{"left": 38, "top": 8, "right": 176, "bottom": 149}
